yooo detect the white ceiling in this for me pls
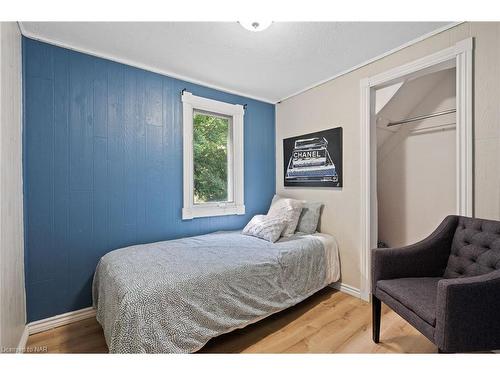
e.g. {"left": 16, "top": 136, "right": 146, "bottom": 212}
{"left": 20, "top": 22, "right": 454, "bottom": 103}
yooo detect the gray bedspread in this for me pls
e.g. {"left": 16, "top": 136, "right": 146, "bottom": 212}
{"left": 92, "top": 230, "right": 339, "bottom": 353}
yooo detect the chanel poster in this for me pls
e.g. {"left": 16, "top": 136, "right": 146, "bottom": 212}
{"left": 283, "top": 127, "right": 342, "bottom": 187}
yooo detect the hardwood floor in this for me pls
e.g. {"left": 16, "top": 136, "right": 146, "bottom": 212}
{"left": 26, "top": 288, "right": 436, "bottom": 354}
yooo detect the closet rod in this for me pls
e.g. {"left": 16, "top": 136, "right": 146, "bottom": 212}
{"left": 387, "top": 109, "right": 456, "bottom": 127}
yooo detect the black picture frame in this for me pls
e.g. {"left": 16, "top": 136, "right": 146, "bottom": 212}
{"left": 283, "top": 127, "right": 343, "bottom": 188}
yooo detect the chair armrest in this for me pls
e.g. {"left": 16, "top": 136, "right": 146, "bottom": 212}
{"left": 372, "top": 215, "right": 458, "bottom": 292}
{"left": 435, "top": 269, "right": 500, "bottom": 352}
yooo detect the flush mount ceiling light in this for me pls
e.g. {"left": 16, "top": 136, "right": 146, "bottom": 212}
{"left": 238, "top": 21, "right": 273, "bottom": 32}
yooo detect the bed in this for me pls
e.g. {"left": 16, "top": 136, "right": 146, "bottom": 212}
{"left": 92, "top": 230, "right": 340, "bottom": 353}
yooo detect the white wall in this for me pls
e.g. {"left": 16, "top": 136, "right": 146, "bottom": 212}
{"left": 276, "top": 23, "right": 500, "bottom": 291}
{"left": 377, "top": 69, "right": 456, "bottom": 247}
{"left": 0, "top": 22, "right": 25, "bottom": 351}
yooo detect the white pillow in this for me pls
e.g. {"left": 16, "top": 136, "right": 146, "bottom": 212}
{"left": 242, "top": 215, "right": 287, "bottom": 243}
{"left": 267, "top": 195, "right": 304, "bottom": 237}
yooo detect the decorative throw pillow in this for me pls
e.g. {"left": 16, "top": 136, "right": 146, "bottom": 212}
{"left": 267, "top": 196, "right": 304, "bottom": 237}
{"left": 242, "top": 215, "right": 287, "bottom": 243}
{"left": 296, "top": 202, "right": 323, "bottom": 234}
{"left": 270, "top": 194, "right": 280, "bottom": 206}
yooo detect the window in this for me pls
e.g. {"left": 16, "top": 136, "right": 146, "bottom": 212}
{"left": 193, "top": 110, "right": 231, "bottom": 204}
{"left": 182, "top": 92, "right": 245, "bottom": 219}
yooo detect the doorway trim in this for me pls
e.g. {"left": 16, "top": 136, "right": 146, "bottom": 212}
{"left": 359, "top": 38, "right": 474, "bottom": 301}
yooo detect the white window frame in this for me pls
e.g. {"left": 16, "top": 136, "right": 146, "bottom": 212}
{"left": 181, "top": 91, "right": 245, "bottom": 220}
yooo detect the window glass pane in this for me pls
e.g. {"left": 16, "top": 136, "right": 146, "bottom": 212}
{"left": 193, "top": 111, "right": 230, "bottom": 204}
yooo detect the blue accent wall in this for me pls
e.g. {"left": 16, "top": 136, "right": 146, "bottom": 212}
{"left": 23, "top": 37, "right": 276, "bottom": 322}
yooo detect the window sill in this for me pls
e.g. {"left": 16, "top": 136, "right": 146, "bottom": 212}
{"left": 182, "top": 204, "right": 245, "bottom": 220}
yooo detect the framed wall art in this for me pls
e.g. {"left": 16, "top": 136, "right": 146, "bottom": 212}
{"left": 283, "top": 127, "right": 342, "bottom": 187}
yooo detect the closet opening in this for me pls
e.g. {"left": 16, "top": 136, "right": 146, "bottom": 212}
{"left": 375, "top": 67, "right": 457, "bottom": 249}
{"left": 359, "top": 39, "right": 474, "bottom": 300}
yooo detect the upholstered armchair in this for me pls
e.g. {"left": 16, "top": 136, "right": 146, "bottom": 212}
{"left": 371, "top": 215, "right": 500, "bottom": 353}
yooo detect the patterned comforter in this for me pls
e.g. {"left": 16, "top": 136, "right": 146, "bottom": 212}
{"left": 92, "top": 231, "right": 340, "bottom": 353}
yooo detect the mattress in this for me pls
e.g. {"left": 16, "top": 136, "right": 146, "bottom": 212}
{"left": 92, "top": 230, "right": 340, "bottom": 353}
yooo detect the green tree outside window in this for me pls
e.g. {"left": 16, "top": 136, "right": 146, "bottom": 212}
{"left": 193, "top": 112, "right": 230, "bottom": 203}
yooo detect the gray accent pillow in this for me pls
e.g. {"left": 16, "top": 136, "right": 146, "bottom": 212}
{"left": 242, "top": 215, "right": 287, "bottom": 243}
{"left": 296, "top": 202, "right": 323, "bottom": 234}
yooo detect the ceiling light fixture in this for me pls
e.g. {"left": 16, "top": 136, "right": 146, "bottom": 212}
{"left": 238, "top": 21, "right": 272, "bottom": 32}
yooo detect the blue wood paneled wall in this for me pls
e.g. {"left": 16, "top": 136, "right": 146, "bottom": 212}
{"left": 23, "top": 38, "right": 276, "bottom": 322}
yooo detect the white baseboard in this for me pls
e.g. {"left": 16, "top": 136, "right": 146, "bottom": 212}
{"left": 27, "top": 307, "right": 96, "bottom": 335}
{"left": 329, "top": 282, "right": 361, "bottom": 299}
{"left": 16, "top": 326, "right": 29, "bottom": 353}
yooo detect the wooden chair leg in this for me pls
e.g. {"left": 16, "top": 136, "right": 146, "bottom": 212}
{"left": 372, "top": 295, "right": 381, "bottom": 343}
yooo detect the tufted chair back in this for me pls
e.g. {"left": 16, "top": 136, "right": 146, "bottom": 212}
{"left": 444, "top": 216, "right": 500, "bottom": 278}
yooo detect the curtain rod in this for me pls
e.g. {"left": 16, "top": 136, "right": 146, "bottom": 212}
{"left": 387, "top": 109, "right": 456, "bottom": 127}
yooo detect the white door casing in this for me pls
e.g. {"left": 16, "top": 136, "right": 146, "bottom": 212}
{"left": 359, "top": 38, "right": 474, "bottom": 301}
